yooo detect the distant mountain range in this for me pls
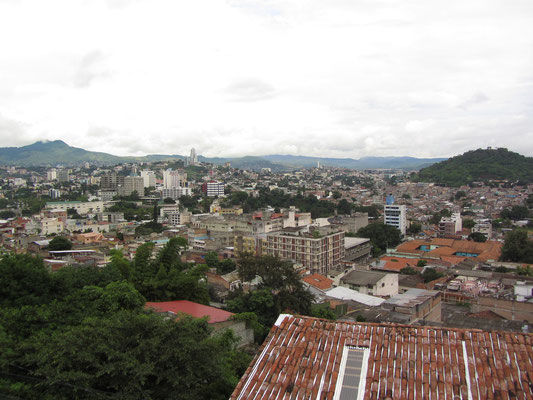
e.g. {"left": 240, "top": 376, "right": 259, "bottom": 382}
{"left": 416, "top": 147, "right": 533, "bottom": 186}
{"left": 0, "top": 140, "right": 447, "bottom": 170}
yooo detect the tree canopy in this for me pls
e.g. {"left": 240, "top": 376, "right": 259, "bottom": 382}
{"left": 0, "top": 252, "right": 249, "bottom": 399}
{"left": 356, "top": 223, "right": 402, "bottom": 256}
{"left": 500, "top": 230, "right": 533, "bottom": 263}
{"left": 47, "top": 236, "right": 72, "bottom": 251}
{"left": 416, "top": 148, "right": 533, "bottom": 186}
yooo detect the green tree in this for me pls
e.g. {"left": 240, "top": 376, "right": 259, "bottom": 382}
{"left": 0, "top": 254, "right": 55, "bottom": 307}
{"left": 337, "top": 199, "right": 352, "bottom": 215}
{"left": 407, "top": 222, "right": 422, "bottom": 235}
{"left": 400, "top": 266, "right": 418, "bottom": 275}
{"left": 500, "top": 230, "right": 533, "bottom": 263}
{"left": 422, "top": 268, "right": 444, "bottom": 283}
{"left": 469, "top": 232, "right": 487, "bottom": 242}
{"left": 356, "top": 223, "right": 402, "bottom": 256}
{"left": 0, "top": 210, "right": 16, "bottom": 219}
{"left": 463, "top": 219, "right": 476, "bottom": 229}
{"left": 500, "top": 205, "right": 529, "bottom": 220}
{"left": 229, "top": 255, "right": 314, "bottom": 332}
{"left": 47, "top": 236, "right": 72, "bottom": 251}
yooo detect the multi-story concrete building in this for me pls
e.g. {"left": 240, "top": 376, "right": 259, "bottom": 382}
{"left": 100, "top": 173, "right": 124, "bottom": 190}
{"left": 57, "top": 169, "right": 70, "bottom": 183}
{"left": 40, "top": 217, "right": 64, "bottom": 235}
{"left": 163, "top": 169, "right": 186, "bottom": 190}
{"left": 264, "top": 228, "right": 345, "bottom": 275}
{"left": 140, "top": 170, "right": 156, "bottom": 188}
{"left": 47, "top": 169, "right": 57, "bottom": 181}
{"left": 384, "top": 204, "right": 406, "bottom": 235}
{"left": 161, "top": 187, "right": 192, "bottom": 200}
{"left": 46, "top": 201, "right": 104, "bottom": 215}
{"left": 472, "top": 219, "right": 492, "bottom": 240}
{"left": 438, "top": 212, "right": 462, "bottom": 238}
{"left": 118, "top": 176, "right": 144, "bottom": 197}
{"left": 202, "top": 181, "right": 225, "bottom": 197}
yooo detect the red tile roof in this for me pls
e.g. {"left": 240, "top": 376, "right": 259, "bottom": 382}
{"left": 231, "top": 315, "right": 533, "bottom": 399}
{"left": 379, "top": 256, "right": 418, "bottom": 272}
{"left": 145, "top": 300, "right": 234, "bottom": 324}
{"left": 303, "top": 273, "right": 334, "bottom": 290}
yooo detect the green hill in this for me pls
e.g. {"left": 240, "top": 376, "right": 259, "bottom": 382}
{"left": 416, "top": 148, "right": 533, "bottom": 186}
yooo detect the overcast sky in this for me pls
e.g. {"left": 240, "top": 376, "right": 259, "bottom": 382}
{"left": 0, "top": 0, "right": 532, "bottom": 159}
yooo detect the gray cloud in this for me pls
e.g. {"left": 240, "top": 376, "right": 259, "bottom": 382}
{"left": 0, "top": 113, "right": 33, "bottom": 146}
{"left": 73, "top": 51, "right": 111, "bottom": 88}
{"left": 224, "top": 78, "right": 278, "bottom": 102}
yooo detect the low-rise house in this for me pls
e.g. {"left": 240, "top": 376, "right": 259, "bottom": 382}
{"left": 340, "top": 269, "right": 398, "bottom": 297}
{"left": 382, "top": 288, "right": 442, "bottom": 323}
{"left": 302, "top": 273, "right": 333, "bottom": 291}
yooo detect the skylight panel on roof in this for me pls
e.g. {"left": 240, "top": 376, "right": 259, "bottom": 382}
{"left": 334, "top": 346, "right": 369, "bottom": 400}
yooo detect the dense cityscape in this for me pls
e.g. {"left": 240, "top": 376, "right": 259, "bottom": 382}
{"left": 1, "top": 144, "right": 532, "bottom": 398}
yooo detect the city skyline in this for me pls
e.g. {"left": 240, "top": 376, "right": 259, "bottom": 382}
{"left": 0, "top": 0, "right": 532, "bottom": 159}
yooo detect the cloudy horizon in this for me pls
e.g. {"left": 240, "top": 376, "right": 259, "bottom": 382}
{"left": 1, "top": 0, "right": 532, "bottom": 159}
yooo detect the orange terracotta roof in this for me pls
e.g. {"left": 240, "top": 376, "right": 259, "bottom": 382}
{"left": 395, "top": 240, "right": 425, "bottom": 254}
{"left": 431, "top": 238, "right": 455, "bottom": 246}
{"left": 426, "top": 246, "right": 457, "bottom": 257}
{"left": 231, "top": 315, "right": 533, "bottom": 399}
{"left": 378, "top": 256, "right": 417, "bottom": 272}
{"left": 302, "top": 273, "right": 333, "bottom": 290}
{"left": 440, "top": 255, "right": 467, "bottom": 265}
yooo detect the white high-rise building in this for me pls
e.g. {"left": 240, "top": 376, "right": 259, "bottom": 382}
{"left": 140, "top": 170, "right": 156, "bottom": 188}
{"left": 47, "top": 169, "right": 57, "bottom": 181}
{"left": 189, "top": 148, "right": 198, "bottom": 166}
{"left": 384, "top": 204, "right": 407, "bottom": 235}
{"left": 163, "top": 169, "right": 186, "bottom": 189}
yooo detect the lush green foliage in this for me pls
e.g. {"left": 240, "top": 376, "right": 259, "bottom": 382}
{"left": 416, "top": 148, "right": 533, "bottom": 186}
{"left": 500, "top": 230, "right": 533, "bottom": 263}
{"left": 429, "top": 209, "right": 452, "bottom": 225}
{"left": 500, "top": 205, "right": 529, "bottom": 220}
{"left": 421, "top": 268, "right": 444, "bottom": 283}
{"left": 407, "top": 222, "right": 422, "bottom": 235}
{"left": 47, "top": 236, "right": 73, "bottom": 251}
{"left": 400, "top": 266, "right": 418, "bottom": 275}
{"left": 462, "top": 219, "right": 476, "bottom": 229}
{"left": 108, "top": 200, "right": 152, "bottom": 221}
{"left": 135, "top": 222, "right": 164, "bottom": 237}
{"left": 468, "top": 232, "right": 487, "bottom": 242}
{"left": 0, "top": 252, "right": 249, "bottom": 399}
{"left": 227, "top": 255, "right": 314, "bottom": 343}
{"left": 110, "top": 238, "right": 210, "bottom": 303}
{"left": 356, "top": 223, "right": 402, "bottom": 256}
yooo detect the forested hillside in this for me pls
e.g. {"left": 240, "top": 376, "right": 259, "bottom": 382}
{"left": 416, "top": 148, "right": 533, "bottom": 186}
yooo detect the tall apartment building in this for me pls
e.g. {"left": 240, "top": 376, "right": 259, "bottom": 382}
{"left": 384, "top": 204, "right": 407, "bottom": 235}
{"left": 47, "top": 169, "right": 57, "bottom": 181}
{"left": 163, "top": 169, "right": 186, "bottom": 189}
{"left": 57, "top": 169, "right": 70, "bottom": 183}
{"left": 140, "top": 170, "right": 156, "bottom": 188}
{"left": 161, "top": 187, "right": 192, "bottom": 200}
{"left": 202, "top": 181, "right": 225, "bottom": 197}
{"left": 264, "top": 229, "right": 345, "bottom": 275}
{"left": 118, "top": 176, "right": 144, "bottom": 197}
{"left": 438, "top": 212, "right": 462, "bottom": 238}
{"left": 100, "top": 173, "right": 125, "bottom": 190}
{"left": 188, "top": 148, "right": 198, "bottom": 166}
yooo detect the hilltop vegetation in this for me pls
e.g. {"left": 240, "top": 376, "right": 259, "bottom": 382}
{"left": 415, "top": 148, "right": 533, "bottom": 186}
